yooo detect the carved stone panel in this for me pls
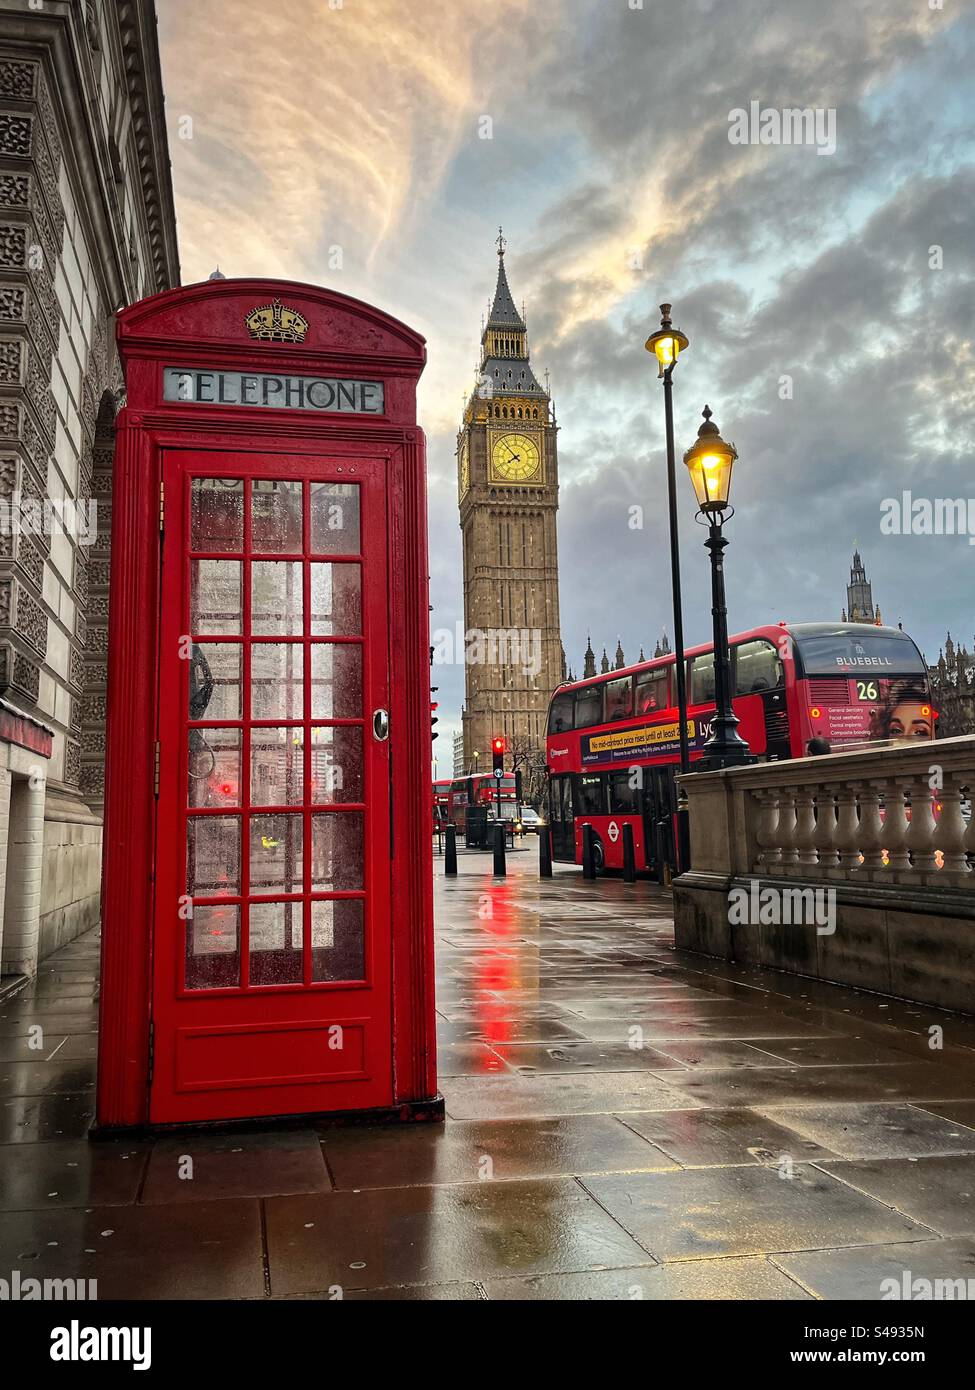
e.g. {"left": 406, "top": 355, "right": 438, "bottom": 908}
{"left": 0, "top": 112, "right": 32, "bottom": 158}
{"left": 0, "top": 59, "right": 38, "bottom": 101}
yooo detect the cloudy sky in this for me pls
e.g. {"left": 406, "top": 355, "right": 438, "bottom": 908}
{"left": 156, "top": 0, "right": 975, "bottom": 774}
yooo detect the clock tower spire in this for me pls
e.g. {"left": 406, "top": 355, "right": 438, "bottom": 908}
{"left": 457, "top": 235, "right": 562, "bottom": 799}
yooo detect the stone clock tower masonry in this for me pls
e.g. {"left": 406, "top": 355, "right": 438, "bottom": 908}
{"left": 458, "top": 233, "right": 562, "bottom": 783}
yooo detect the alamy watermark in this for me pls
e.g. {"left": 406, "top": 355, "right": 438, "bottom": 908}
{"left": 0, "top": 495, "right": 97, "bottom": 545}
{"left": 431, "top": 622, "right": 541, "bottom": 678}
{"left": 881, "top": 1269, "right": 975, "bottom": 1300}
{"left": 728, "top": 881, "right": 837, "bottom": 935}
{"left": 728, "top": 101, "right": 836, "bottom": 156}
{"left": 1, "top": 1269, "right": 97, "bottom": 1300}
{"left": 881, "top": 491, "right": 975, "bottom": 545}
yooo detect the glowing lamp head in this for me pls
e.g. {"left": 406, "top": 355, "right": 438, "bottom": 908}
{"left": 683, "top": 405, "right": 738, "bottom": 512}
{"left": 645, "top": 303, "right": 689, "bottom": 377}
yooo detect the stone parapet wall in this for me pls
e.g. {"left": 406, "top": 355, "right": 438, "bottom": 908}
{"left": 674, "top": 735, "right": 975, "bottom": 1013}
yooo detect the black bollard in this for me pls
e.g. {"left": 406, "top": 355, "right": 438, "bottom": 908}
{"left": 539, "top": 824, "right": 553, "bottom": 878}
{"left": 582, "top": 823, "right": 595, "bottom": 880}
{"left": 622, "top": 822, "right": 636, "bottom": 882}
{"left": 444, "top": 823, "right": 457, "bottom": 876}
{"left": 493, "top": 821, "right": 506, "bottom": 876}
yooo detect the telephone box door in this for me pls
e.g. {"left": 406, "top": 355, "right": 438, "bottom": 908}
{"left": 150, "top": 449, "right": 392, "bottom": 1123}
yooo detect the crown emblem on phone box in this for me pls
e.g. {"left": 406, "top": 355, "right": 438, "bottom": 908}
{"left": 244, "top": 299, "right": 309, "bottom": 343}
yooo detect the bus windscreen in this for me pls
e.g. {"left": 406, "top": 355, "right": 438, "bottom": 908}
{"left": 794, "top": 630, "right": 926, "bottom": 675}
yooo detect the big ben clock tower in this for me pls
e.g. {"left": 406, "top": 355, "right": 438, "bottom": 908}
{"left": 458, "top": 232, "right": 563, "bottom": 789}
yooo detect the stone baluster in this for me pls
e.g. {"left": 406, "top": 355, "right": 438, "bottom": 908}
{"left": 884, "top": 780, "right": 911, "bottom": 877}
{"left": 813, "top": 787, "right": 838, "bottom": 873}
{"left": 935, "top": 774, "right": 971, "bottom": 885}
{"left": 832, "top": 785, "right": 862, "bottom": 877}
{"left": 857, "top": 781, "right": 887, "bottom": 877}
{"left": 776, "top": 787, "right": 799, "bottom": 872}
{"left": 794, "top": 789, "right": 819, "bottom": 869}
{"left": 753, "top": 789, "right": 781, "bottom": 874}
{"left": 964, "top": 780, "right": 975, "bottom": 875}
{"left": 904, "top": 778, "right": 938, "bottom": 877}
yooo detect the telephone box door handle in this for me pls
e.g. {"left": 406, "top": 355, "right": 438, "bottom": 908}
{"left": 373, "top": 708, "right": 389, "bottom": 741}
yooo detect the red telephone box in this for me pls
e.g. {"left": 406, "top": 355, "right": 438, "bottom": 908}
{"left": 96, "top": 278, "right": 440, "bottom": 1129}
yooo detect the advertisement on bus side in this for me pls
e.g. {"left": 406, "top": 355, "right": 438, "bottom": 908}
{"left": 580, "top": 718, "right": 712, "bottom": 765}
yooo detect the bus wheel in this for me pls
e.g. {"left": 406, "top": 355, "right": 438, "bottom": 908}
{"left": 592, "top": 837, "right": 605, "bottom": 874}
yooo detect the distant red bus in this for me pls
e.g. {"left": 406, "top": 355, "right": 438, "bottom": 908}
{"left": 545, "top": 622, "right": 935, "bottom": 873}
{"left": 433, "top": 778, "right": 451, "bottom": 831}
{"left": 444, "top": 772, "right": 517, "bottom": 835}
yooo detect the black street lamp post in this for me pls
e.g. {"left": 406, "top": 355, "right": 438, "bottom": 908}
{"left": 645, "top": 305, "right": 691, "bottom": 870}
{"left": 683, "top": 406, "right": 756, "bottom": 771}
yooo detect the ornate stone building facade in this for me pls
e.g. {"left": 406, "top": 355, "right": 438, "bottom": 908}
{"left": 570, "top": 631, "right": 669, "bottom": 683}
{"left": 458, "top": 236, "right": 561, "bottom": 782}
{"left": 0, "top": 0, "right": 178, "bottom": 977}
{"left": 930, "top": 633, "right": 975, "bottom": 738}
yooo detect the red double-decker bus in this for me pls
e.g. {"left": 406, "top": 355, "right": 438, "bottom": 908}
{"left": 545, "top": 622, "right": 935, "bottom": 873}
{"left": 441, "top": 772, "right": 518, "bottom": 835}
{"left": 433, "top": 778, "right": 451, "bottom": 831}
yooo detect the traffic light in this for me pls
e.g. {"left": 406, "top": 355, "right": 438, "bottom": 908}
{"left": 492, "top": 735, "right": 505, "bottom": 776}
{"left": 430, "top": 697, "right": 439, "bottom": 742}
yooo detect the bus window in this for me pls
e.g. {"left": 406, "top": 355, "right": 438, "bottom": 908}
{"left": 689, "top": 651, "right": 717, "bottom": 704}
{"left": 635, "top": 670, "right": 669, "bottom": 714}
{"left": 734, "top": 639, "right": 783, "bottom": 695}
{"left": 574, "top": 685, "right": 603, "bottom": 729}
{"left": 609, "top": 771, "right": 639, "bottom": 814}
{"left": 604, "top": 676, "right": 633, "bottom": 722}
{"left": 576, "top": 773, "right": 606, "bottom": 815}
{"left": 793, "top": 628, "right": 927, "bottom": 675}
{"left": 549, "top": 691, "right": 574, "bottom": 734}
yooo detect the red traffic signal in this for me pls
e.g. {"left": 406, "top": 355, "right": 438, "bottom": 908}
{"left": 492, "top": 735, "right": 505, "bottom": 775}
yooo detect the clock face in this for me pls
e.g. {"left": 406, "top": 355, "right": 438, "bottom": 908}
{"left": 459, "top": 437, "right": 470, "bottom": 495}
{"left": 490, "top": 432, "right": 541, "bottom": 483}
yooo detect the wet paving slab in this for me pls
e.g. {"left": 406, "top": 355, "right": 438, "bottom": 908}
{"left": 651, "top": 1061, "right": 975, "bottom": 1109}
{"left": 490, "top": 1040, "right": 693, "bottom": 1074}
{"left": 0, "top": 1058, "right": 96, "bottom": 1097}
{"left": 0, "top": 1200, "right": 264, "bottom": 1299}
{"left": 264, "top": 1179, "right": 654, "bottom": 1294}
{"left": 142, "top": 1130, "right": 332, "bottom": 1204}
{"left": 322, "top": 1114, "right": 678, "bottom": 1188}
{"left": 2, "top": 858, "right": 974, "bottom": 1299}
{"left": 579, "top": 1163, "right": 933, "bottom": 1261}
{"left": 754, "top": 1102, "right": 975, "bottom": 1160}
{"left": 0, "top": 1091, "right": 96, "bottom": 1144}
{"left": 0, "top": 1138, "right": 148, "bottom": 1211}
{"left": 617, "top": 1107, "right": 842, "bottom": 1167}
{"left": 813, "top": 1154, "right": 975, "bottom": 1235}
{"left": 481, "top": 1255, "right": 814, "bottom": 1300}
{"left": 441, "top": 1070, "right": 699, "bottom": 1120}
{"left": 772, "top": 1236, "right": 975, "bottom": 1299}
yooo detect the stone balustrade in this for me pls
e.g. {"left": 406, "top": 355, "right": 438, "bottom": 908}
{"left": 749, "top": 742, "right": 973, "bottom": 888}
{"left": 673, "top": 735, "right": 975, "bottom": 1012}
